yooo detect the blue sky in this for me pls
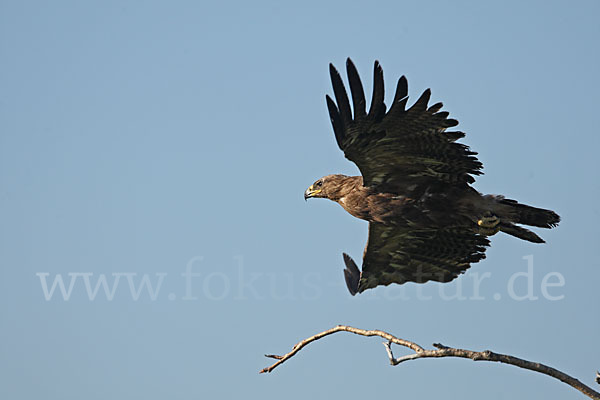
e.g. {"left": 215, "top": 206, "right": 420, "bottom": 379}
{"left": 1, "top": 1, "right": 599, "bottom": 399}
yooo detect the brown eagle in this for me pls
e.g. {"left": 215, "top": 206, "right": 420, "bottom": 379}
{"left": 304, "top": 58, "right": 560, "bottom": 295}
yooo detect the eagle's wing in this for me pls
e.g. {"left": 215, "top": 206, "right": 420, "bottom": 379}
{"left": 327, "top": 59, "right": 483, "bottom": 195}
{"left": 343, "top": 223, "right": 490, "bottom": 295}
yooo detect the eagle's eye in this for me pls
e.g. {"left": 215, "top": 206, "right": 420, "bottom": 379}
{"left": 315, "top": 180, "right": 323, "bottom": 188}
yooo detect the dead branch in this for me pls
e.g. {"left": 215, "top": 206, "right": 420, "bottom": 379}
{"left": 260, "top": 325, "right": 600, "bottom": 400}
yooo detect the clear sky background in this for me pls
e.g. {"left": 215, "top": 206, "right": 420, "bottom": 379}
{"left": 1, "top": 1, "right": 599, "bottom": 399}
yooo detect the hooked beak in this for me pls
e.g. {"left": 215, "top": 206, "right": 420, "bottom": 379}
{"left": 304, "top": 185, "right": 321, "bottom": 201}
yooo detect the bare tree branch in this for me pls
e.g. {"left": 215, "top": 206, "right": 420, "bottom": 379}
{"left": 260, "top": 325, "right": 600, "bottom": 400}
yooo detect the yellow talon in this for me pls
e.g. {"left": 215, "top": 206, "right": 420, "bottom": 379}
{"left": 478, "top": 215, "right": 499, "bottom": 228}
{"left": 477, "top": 213, "right": 500, "bottom": 236}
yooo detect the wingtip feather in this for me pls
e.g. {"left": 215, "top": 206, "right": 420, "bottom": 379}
{"left": 345, "top": 58, "right": 367, "bottom": 119}
{"left": 329, "top": 61, "right": 352, "bottom": 125}
{"left": 368, "top": 60, "right": 386, "bottom": 119}
{"left": 326, "top": 95, "right": 344, "bottom": 148}
{"left": 342, "top": 253, "right": 360, "bottom": 296}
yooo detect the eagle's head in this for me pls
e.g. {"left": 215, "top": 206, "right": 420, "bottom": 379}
{"left": 304, "top": 174, "right": 349, "bottom": 201}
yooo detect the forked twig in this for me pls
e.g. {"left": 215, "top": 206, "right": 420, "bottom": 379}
{"left": 260, "top": 325, "right": 600, "bottom": 400}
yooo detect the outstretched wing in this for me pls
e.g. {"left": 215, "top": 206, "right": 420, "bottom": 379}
{"left": 327, "top": 58, "right": 483, "bottom": 195}
{"left": 343, "top": 223, "right": 490, "bottom": 295}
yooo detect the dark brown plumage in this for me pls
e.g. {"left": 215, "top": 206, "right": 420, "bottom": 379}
{"left": 304, "top": 58, "right": 560, "bottom": 295}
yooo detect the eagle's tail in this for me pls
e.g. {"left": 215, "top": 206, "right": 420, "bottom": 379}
{"left": 499, "top": 222, "right": 545, "bottom": 243}
{"left": 493, "top": 197, "right": 560, "bottom": 243}
{"left": 498, "top": 198, "right": 560, "bottom": 228}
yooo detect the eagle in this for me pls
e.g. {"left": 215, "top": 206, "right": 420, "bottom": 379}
{"left": 304, "top": 58, "right": 560, "bottom": 295}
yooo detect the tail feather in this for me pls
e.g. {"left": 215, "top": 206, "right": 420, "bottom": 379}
{"left": 499, "top": 198, "right": 560, "bottom": 228}
{"left": 499, "top": 222, "right": 545, "bottom": 243}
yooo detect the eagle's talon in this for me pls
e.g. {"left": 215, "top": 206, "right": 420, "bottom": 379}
{"left": 477, "top": 213, "right": 500, "bottom": 229}
{"left": 477, "top": 213, "right": 500, "bottom": 236}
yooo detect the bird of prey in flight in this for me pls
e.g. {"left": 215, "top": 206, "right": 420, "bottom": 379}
{"left": 304, "top": 58, "right": 560, "bottom": 295}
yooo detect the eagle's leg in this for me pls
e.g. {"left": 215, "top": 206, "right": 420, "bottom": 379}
{"left": 477, "top": 211, "right": 500, "bottom": 236}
